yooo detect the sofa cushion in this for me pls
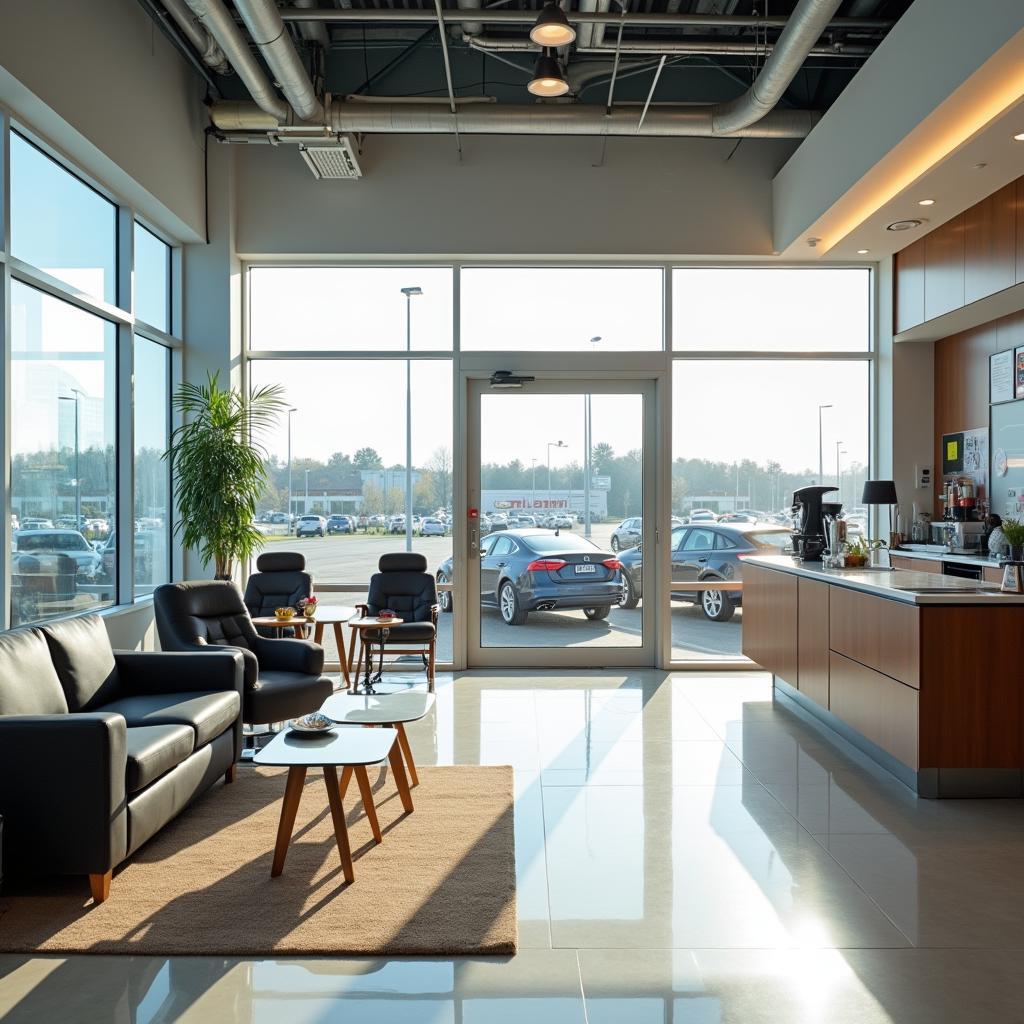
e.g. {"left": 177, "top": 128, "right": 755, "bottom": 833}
{"left": 125, "top": 724, "right": 195, "bottom": 794}
{"left": 99, "top": 690, "right": 240, "bottom": 748}
{"left": 41, "top": 614, "right": 121, "bottom": 712}
{"left": 0, "top": 627, "right": 69, "bottom": 716}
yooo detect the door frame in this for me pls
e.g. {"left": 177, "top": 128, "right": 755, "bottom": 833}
{"left": 456, "top": 368, "right": 666, "bottom": 669}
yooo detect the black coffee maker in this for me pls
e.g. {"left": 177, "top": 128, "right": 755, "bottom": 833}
{"left": 791, "top": 485, "right": 839, "bottom": 561}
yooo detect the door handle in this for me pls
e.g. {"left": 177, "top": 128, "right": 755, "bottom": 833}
{"left": 697, "top": 557, "right": 708, "bottom": 563}
{"left": 496, "top": 561, "right": 508, "bottom": 568}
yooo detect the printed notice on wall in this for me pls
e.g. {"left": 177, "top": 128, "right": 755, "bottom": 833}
{"left": 1015, "top": 348, "right": 1024, "bottom": 400}
{"left": 992, "top": 349, "right": 1014, "bottom": 403}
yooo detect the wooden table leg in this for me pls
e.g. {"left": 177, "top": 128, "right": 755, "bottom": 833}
{"left": 339, "top": 764, "right": 353, "bottom": 799}
{"left": 334, "top": 622, "right": 352, "bottom": 690}
{"left": 354, "top": 765, "right": 383, "bottom": 844}
{"left": 323, "top": 765, "right": 355, "bottom": 883}
{"left": 395, "top": 722, "right": 419, "bottom": 787}
{"left": 271, "top": 766, "right": 307, "bottom": 878}
{"left": 388, "top": 741, "right": 415, "bottom": 814}
{"left": 314, "top": 621, "right": 325, "bottom": 645}
{"left": 348, "top": 626, "right": 359, "bottom": 693}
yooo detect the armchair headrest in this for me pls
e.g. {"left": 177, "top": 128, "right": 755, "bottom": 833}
{"left": 379, "top": 552, "right": 428, "bottom": 573}
{"left": 256, "top": 551, "right": 306, "bottom": 573}
{"left": 155, "top": 580, "right": 248, "bottom": 617}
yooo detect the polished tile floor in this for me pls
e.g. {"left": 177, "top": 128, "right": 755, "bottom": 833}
{"left": 4, "top": 670, "right": 1024, "bottom": 1022}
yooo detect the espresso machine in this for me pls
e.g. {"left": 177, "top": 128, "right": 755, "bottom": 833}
{"left": 790, "top": 485, "right": 839, "bottom": 562}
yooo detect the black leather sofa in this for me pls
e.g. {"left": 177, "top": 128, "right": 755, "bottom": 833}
{"left": 0, "top": 614, "right": 244, "bottom": 903}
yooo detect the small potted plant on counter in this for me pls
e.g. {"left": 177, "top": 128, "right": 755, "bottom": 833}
{"left": 298, "top": 595, "right": 318, "bottom": 620}
{"left": 842, "top": 536, "right": 886, "bottom": 568}
{"left": 999, "top": 517, "right": 1024, "bottom": 563}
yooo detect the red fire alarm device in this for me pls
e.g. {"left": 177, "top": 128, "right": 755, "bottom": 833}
{"left": 468, "top": 508, "right": 479, "bottom": 519}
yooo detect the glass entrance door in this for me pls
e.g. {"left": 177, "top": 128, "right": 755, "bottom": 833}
{"left": 466, "top": 379, "right": 657, "bottom": 667}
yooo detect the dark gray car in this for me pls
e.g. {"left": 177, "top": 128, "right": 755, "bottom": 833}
{"left": 617, "top": 522, "right": 791, "bottom": 621}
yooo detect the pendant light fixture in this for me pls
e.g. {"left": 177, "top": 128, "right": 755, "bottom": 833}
{"left": 528, "top": 48, "right": 570, "bottom": 98}
{"left": 530, "top": 3, "right": 576, "bottom": 47}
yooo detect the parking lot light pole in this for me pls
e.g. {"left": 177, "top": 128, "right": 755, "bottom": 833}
{"left": 530, "top": 459, "right": 537, "bottom": 514}
{"left": 547, "top": 440, "right": 567, "bottom": 515}
{"left": 286, "top": 407, "right": 296, "bottom": 528}
{"left": 818, "top": 404, "right": 832, "bottom": 484}
{"left": 304, "top": 468, "right": 310, "bottom": 514}
{"left": 401, "top": 286, "right": 423, "bottom": 552}
{"left": 585, "top": 337, "right": 601, "bottom": 537}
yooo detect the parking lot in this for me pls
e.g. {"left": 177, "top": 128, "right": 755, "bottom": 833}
{"left": 261, "top": 522, "right": 744, "bottom": 663}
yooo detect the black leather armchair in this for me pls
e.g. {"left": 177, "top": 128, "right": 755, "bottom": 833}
{"left": 356, "top": 553, "right": 438, "bottom": 690}
{"left": 243, "top": 552, "right": 313, "bottom": 635}
{"left": 154, "top": 580, "right": 334, "bottom": 727}
{"left": 0, "top": 614, "right": 244, "bottom": 902}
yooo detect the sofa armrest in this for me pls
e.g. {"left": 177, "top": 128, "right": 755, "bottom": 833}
{"left": 251, "top": 635, "right": 325, "bottom": 676}
{"left": 0, "top": 713, "right": 128, "bottom": 877}
{"left": 114, "top": 649, "right": 245, "bottom": 698}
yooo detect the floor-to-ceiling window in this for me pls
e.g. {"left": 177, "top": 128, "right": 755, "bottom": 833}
{"left": 0, "top": 118, "right": 181, "bottom": 626}
{"left": 245, "top": 262, "right": 873, "bottom": 670}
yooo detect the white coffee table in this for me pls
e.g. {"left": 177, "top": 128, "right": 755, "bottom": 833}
{"left": 254, "top": 725, "right": 413, "bottom": 883}
{"left": 321, "top": 690, "right": 435, "bottom": 789}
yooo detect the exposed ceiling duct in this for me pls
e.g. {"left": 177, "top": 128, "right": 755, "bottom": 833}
{"left": 710, "top": 0, "right": 845, "bottom": 135}
{"left": 181, "top": 0, "right": 288, "bottom": 120}
{"left": 209, "top": 99, "right": 821, "bottom": 138}
{"left": 158, "top": 0, "right": 231, "bottom": 74}
{"left": 232, "top": 0, "right": 324, "bottom": 122}
{"left": 290, "top": 0, "right": 331, "bottom": 49}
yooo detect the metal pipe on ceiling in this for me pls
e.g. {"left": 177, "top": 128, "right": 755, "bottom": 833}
{"left": 710, "top": 0, "right": 845, "bottom": 134}
{"left": 276, "top": 7, "right": 892, "bottom": 29}
{"left": 232, "top": 0, "right": 325, "bottom": 122}
{"left": 158, "top": 0, "right": 231, "bottom": 73}
{"left": 457, "top": 0, "right": 484, "bottom": 37}
{"left": 467, "top": 35, "right": 871, "bottom": 56}
{"left": 291, "top": 0, "right": 331, "bottom": 47}
{"left": 208, "top": 98, "right": 820, "bottom": 137}
{"left": 182, "top": 0, "right": 288, "bottom": 119}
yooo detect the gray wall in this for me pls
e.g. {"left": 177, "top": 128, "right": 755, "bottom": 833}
{"left": 235, "top": 134, "right": 797, "bottom": 257}
{"left": 0, "top": 0, "right": 207, "bottom": 242}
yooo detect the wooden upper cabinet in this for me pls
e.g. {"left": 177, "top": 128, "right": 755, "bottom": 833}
{"left": 924, "top": 213, "right": 966, "bottom": 322}
{"left": 894, "top": 238, "right": 925, "bottom": 334}
{"left": 1017, "top": 177, "right": 1024, "bottom": 285}
{"left": 964, "top": 182, "right": 1016, "bottom": 305}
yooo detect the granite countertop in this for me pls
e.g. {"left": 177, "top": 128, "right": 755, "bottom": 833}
{"left": 744, "top": 555, "right": 1024, "bottom": 605}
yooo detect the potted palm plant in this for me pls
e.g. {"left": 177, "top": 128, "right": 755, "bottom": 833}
{"left": 165, "top": 372, "right": 288, "bottom": 580}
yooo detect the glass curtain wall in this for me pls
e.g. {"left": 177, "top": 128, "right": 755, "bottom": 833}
{"left": 246, "top": 264, "right": 873, "bottom": 668}
{"left": 1, "top": 118, "right": 180, "bottom": 626}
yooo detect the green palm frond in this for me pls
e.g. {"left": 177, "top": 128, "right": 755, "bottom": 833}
{"left": 164, "top": 372, "right": 288, "bottom": 577}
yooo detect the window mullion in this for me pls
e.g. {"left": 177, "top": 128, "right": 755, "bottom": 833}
{"left": 117, "top": 207, "right": 135, "bottom": 605}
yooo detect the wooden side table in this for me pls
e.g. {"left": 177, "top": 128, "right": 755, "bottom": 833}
{"left": 309, "top": 605, "right": 356, "bottom": 690}
{"left": 251, "top": 615, "right": 309, "bottom": 639}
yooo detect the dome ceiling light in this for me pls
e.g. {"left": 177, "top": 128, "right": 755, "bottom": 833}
{"left": 530, "top": 3, "right": 576, "bottom": 47}
{"left": 528, "top": 48, "right": 570, "bottom": 98}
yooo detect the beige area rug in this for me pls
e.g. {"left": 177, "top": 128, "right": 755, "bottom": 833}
{"left": 0, "top": 765, "right": 516, "bottom": 956}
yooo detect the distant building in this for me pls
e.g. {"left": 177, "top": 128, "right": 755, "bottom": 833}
{"left": 481, "top": 489, "right": 607, "bottom": 518}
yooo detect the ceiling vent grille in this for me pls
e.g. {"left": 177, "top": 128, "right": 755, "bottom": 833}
{"left": 298, "top": 137, "right": 362, "bottom": 179}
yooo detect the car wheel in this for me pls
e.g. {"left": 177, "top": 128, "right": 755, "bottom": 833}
{"left": 610, "top": 536, "right": 620, "bottom": 552}
{"left": 619, "top": 570, "right": 640, "bottom": 609}
{"left": 438, "top": 573, "right": 453, "bottom": 613}
{"left": 701, "top": 584, "right": 735, "bottom": 621}
{"left": 498, "top": 581, "right": 528, "bottom": 626}
{"left": 584, "top": 606, "right": 611, "bottom": 620}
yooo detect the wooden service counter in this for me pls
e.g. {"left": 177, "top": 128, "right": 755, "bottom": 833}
{"left": 742, "top": 555, "right": 1024, "bottom": 798}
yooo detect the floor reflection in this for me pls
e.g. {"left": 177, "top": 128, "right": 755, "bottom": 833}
{"left": 6, "top": 670, "right": 1024, "bottom": 1023}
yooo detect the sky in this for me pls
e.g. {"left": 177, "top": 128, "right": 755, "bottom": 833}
{"left": 249, "top": 266, "right": 870, "bottom": 474}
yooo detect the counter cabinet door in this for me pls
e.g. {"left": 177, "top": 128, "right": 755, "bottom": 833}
{"left": 742, "top": 563, "right": 798, "bottom": 687}
{"left": 797, "top": 578, "right": 830, "bottom": 708}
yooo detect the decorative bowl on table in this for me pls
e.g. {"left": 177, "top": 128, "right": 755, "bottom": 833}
{"left": 378, "top": 610, "right": 396, "bottom": 620}
{"left": 289, "top": 711, "right": 335, "bottom": 734}
{"left": 274, "top": 606, "right": 296, "bottom": 621}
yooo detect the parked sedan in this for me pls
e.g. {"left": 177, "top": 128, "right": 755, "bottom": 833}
{"left": 14, "top": 529, "right": 101, "bottom": 579}
{"left": 617, "top": 522, "right": 792, "bottom": 621}
{"left": 326, "top": 514, "right": 353, "bottom": 535}
{"left": 435, "top": 528, "right": 623, "bottom": 625}
{"left": 296, "top": 515, "right": 327, "bottom": 538}
{"left": 610, "top": 517, "right": 642, "bottom": 552}
{"left": 419, "top": 516, "right": 447, "bottom": 537}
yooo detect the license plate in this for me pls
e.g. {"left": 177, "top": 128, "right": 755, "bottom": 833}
{"left": 575, "top": 563, "right": 597, "bottom": 574}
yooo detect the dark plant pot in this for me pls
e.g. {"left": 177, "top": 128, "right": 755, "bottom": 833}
{"left": 1010, "top": 545, "right": 1024, "bottom": 563}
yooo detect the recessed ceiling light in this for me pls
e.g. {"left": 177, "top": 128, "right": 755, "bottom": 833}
{"left": 1014, "top": 132, "right": 1024, "bottom": 141}
{"left": 857, "top": 249, "right": 870, "bottom": 255}
{"left": 887, "top": 219, "right": 923, "bottom": 232}
{"left": 918, "top": 198, "right": 935, "bottom": 206}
